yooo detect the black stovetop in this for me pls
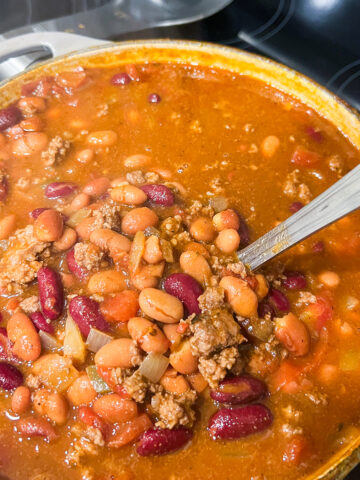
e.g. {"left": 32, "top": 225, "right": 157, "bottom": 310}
{"left": 0, "top": 1, "right": 360, "bottom": 478}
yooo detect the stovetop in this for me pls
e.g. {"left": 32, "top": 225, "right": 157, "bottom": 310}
{"left": 0, "top": 1, "right": 359, "bottom": 478}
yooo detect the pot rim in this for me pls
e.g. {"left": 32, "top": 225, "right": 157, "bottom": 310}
{"left": 1, "top": 37, "right": 360, "bottom": 480}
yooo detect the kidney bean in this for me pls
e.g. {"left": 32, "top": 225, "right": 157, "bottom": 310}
{"left": 0, "top": 363, "right": 23, "bottom": 390}
{"left": 268, "top": 288, "right": 290, "bottom": 314}
{"left": 111, "top": 73, "right": 131, "bottom": 85}
{"left": 137, "top": 427, "right": 192, "bottom": 456}
{"left": 257, "top": 300, "right": 275, "bottom": 319}
{"left": 69, "top": 296, "right": 108, "bottom": 336}
{"left": 238, "top": 214, "right": 251, "bottom": 247}
{"left": 45, "top": 182, "right": 77, "bottom": 199}
{"left": 164, "top": 273, "right": 203, "bottom": 315}
{"left": 17, "top": 417, "right": 57, "bottom": 441}
{"left": 29, "top": 312, "right": 54, "bottom": 334}
{"left": 30, "top": 207, "right": 49, "bottom": 220}
{"left": 282, "top": 271, "right": 307, "bottom": 290}
{"left": 312, "top": 241, "right": 325, "bottom": 253}
{"left": 66, "top": 248, "right": 88, "bottom": 280}
{"left": 289, "top": 201, "right": 304, "bottom": 213}
{"left": 148, "top": 93, "right": 161, "bottom": 104}
{"left": 140, "top": 184, "right": 174, "bottom": 206}
{"left": 37, "top": 266, "right": 64, "bottom": 320}
{"left": 210, "top": 374, "right": 268, "bottom": 405}
{"left": 0, "top": 175, "right": 8, "bottom": 202}
{"left": 306, "top": 126, "right": 323, "bottom": 143}
{"left": 208, "top": 404, "right": 273, "bottom": 440}
{"left": 0, "top": 105, "right": 22, "bottom": 131}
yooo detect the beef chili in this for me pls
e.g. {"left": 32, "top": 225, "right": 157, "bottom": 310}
{"left": 0, "top": 61, "right": 359, "bottom": 480}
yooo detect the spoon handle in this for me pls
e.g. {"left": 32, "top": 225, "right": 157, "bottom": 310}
{"left": 237, "top": 164, "right": 360, "bottom": 271}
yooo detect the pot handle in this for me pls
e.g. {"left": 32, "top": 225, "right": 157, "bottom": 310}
{"left": 0, "top": 32, "right": 111, "bottom": 80}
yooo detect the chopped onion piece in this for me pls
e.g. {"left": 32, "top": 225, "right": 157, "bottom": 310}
{"left": 86, "top": 365, "right": 111, "bottom": 393}
{"left": 86, "top": 328, "right": 113, "bottom": 353}
{"left": 39, "top": 331, "right": 61, "bottom": 351}
{"left": 209, "top": 196, "right": 228, "bottom": 213}
{"left": 129, "top": 231, "right": 145, "bottom": 275}
{"left": 139, "top": 353, "right": 169, "bottom": 383}
{"left": 64, "top": 316, "right": 86, "bottom": 363}
{"left": 160, "top": 238, "right": 174, "bottom": 263}
{"left": 67, "top": 208, "right": 91, "bottom": 228}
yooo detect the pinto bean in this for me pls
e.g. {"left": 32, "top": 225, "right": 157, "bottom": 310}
{"left": 123, "top": 154, "right": 150, "bottom": 168}
{"left": 100, "top": 290, "right": 139, "bottom": 323}
{"left": 11, "top": 132, "right": 48, "bottom": 156}
{"left": 137, "top": 427, "right": 193, "bottom": 456}
{"left": 53, "top": 227, "right": 77, "bottom": 251}
{"left": 169, "top": 339, "right": 198, "bottom": 374}
{"left": 70, "top": 193, "right": 90, "bottom": 211}
{"left": 121, "top": 207, "right": 158, "bottom": 235}
{"left": 274, "top": 313, "right": 310, "bottom": 357}
{"left": 90, "top": 228, "right": 131, "bottom": 256}
{"left": 212, "top": 209, "right": 240, "bottom": 231}
{"left": 75, "top": 216, "right": 97, "bottom": 241}
{"left": 131, "top": 263, "right": 164, "bottom": 290}
{"left": 93, "top": 394, "right": 137, "bottom": 423}
{"left": 220, "top": 276, "right": 258, "bottom": 317}
{"left": 11, "top": 386, "right": 31, "bottom": 414}
{"left": 7, "top": 312, "right": 41, "bottom": 362}
{"left": 163, "top": 324, "right": 182, "bottom": 347}
{"left": 18, "top": 97, "right": 46, "bottom": 114}
{"left": 190, "top": 217, "right": 216, "bottom": 242}
{"left": 318, "top": 271, "right": 340, "bottom": 288}
{"left": 128, "top": 317, "right": 169, "bottom": 354}
{"left": 66, "top": 374, "right": 97, "bottom": 406}
{"left": 87, "top": 130, "right": 118, "bottom": 146}
{"left": 34, "top": 209, "right": 63, "bottom": 242}
{"left": 37, "top": 266, "right": 64, "bottom": 320}
{"left": 33, "top": 389, "right": 69, "bottom": 424}
{"left": 88, "top": 269, "right": 127, "bottom": 294}
{"left": 0, "top": 214, "right": 16, "bottom": 240}
{"left": 254, "top": 274, "right": 269, "bottom": 300}
{"left": 215, "top": 229, "right": 240, "bottom": 253}
{"left": 111, "top": 184, "right": 147, "bottom": 205}
{"left": 76, "top": 148, "right": 94, "bottom": 164}
{"left": 261, "top": 135, "right": 280, "bottom": 158}
{"left": 17, "top": 417, "right": 57, "bottom": 441}
{"left": 83, "top": 177, "right": 110, "bottom": 197}
{"left": 160, "top": 370, "right": 190, "bottom": 394}
{"left": 95, "top": 338, "right": 139, "bottom": 368}
{"left": 187, "top": 372, "right": 208, "bottom": 393}
{"left": 20, "top": 116, "right": 44, "bottom": 132}
{"left": 139, "top": 288, "right": 183, "bottom": 323}
{"left": 143, "top": 235, "right": 163, "bottom": 264}
{"left": 179, "top": 251, "right": 211, "bottom": 285}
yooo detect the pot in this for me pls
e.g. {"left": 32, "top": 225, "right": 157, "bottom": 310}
{"left": 0, "top": 34, "right": 360, "bottom": 480}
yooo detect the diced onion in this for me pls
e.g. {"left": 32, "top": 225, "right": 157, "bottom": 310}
{"left": 39, "top": 331, "right": 61, "bottom": 351}
{"left": 129, "top": 230, "right": 145, "bottom": 275}
{"left": 86, "top": 365, "right": 111, "bottom": 393}
{"left": 86, "top": 328, "right": 113, "bottom": 353}
{"left": 67, "top": 208, "right": 91, "bottom": 227}
{"left": 64, "top": 316, "right": 86, "bottom": 363}
{"left": 160, "top": 239, "right": 174, "bottom": 263}
{"left": 209, "top": 196, "right": 228, "bottom": 213}
{"left": 139, "top": 353, "right": 169, "bottom": 383}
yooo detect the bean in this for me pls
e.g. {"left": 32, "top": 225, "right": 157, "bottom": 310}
{"left": 268, "top": 288, "right": 290, "bottom": 314}
{"left": 238, "top": 214, "right": 251, "bottom": 247}
{"left": 163, "top": 324, "right": 182, "bottom": 347}
{"left": 160, "top": 370, "right": 190, "bottom": 394}
{"left": 0, "top": 328, "right": 17, "bottom": 362}
{"left": 7, "top": 312, "right": 41, "bottom": 362}
{"left": 261, "top": 135, "right": 280, "bottom": 158}
{"left": 95, "top": 338, "right": 139, "bottom": 368}
{"left": 55, "top": 71, "right": 86, "bottom": 89}
{"left": 108, "top": 413, "right": 153, "bottom": 448}
{"left": 254, "top": 274, "right": 269, "bottom": 300}
{"left": 29, "top": 312, "right": 54, "bottom": 334}
{"left": 169, "top": 339, "right": 198, "bottom": 374}
{"left": 148, "top": 93, "right": 161, "bottom": 104}
{"left": 17, "top": 417, "right": 57, "bottom": 441}
{"left": 111, "top": 184, "right": 147, "bottom": 205}
{"left": 66, "top": 248, "right": 88, "bottom": 280}
{"left": 11, "top": 132, "right": 48, "bottom": 156}
{"left": 187, "top": 372, "right": 208, "bottom": 393}
{"left": 289, "top": 201, "right": 304, "bottom": 213}
{"left": 34, "top": 209, "right": 63, "bottom": 242}
{"left": 164, "top": 273, "right": 203, "bottom": 315}
{"left": 33, "top": 389, "right": 69, "bottom": 424}
{"left": 87, "top": 130, "right": 118, "bottom": 146}
{"left": 18, "top": 97, "right": 46, "bottom": 115}
{"left": 208, "top": 404, "right": 273, "bottom": 440}
{"left": 282, "top": 271, "right": 306, "bottom": 290}
{"left": 45, "top": 182, "right": 77, "bottom": 199}
{"left": 30, "top": 207, "right": 48, "bottom": 220}
{"left": 137, "top": 427, "right": 193, "bottom": 456}
{"left": 0, "top": 105, "right": 22, "bottom": 131}
{"left": 53, "top": 227, "right": 77, "bottom": 252}
{"left": 143, "top": 235, "right": 163, "bottom": 264}
{"left": 318, "top": 271, "right": 340, "bottom": 288}
{"left": 210, "top": 374, "right": 268, "bottom": 405}
{"left": 139, "top": 288, "right": 183, "bottom": 324}
{"left": 76, "top": 148, "right": 94, "bottom": 164}
{"left": 37, "top": 266, "right": 64, "bottom": 320}
{"left": 140, "top": 184, "right": 175, "bottom": 206}
{"left": 75, "top": 216, "right": 97, "bottom": 241}
{"left": 100, "top": 290, "right": 139, "bottom": 323}
{"left": 0, "top": 363, "right": 23, "bottom": 390}
{"left": 212, "top": 209, "right": 240, "bottom": 232}
{"left": 274, "top": 313, "right": 310, "bottom": 357}
{"left": 220, "top": 276, "right": 258, "bottom": 317}
{"left": 0, "top": 175, "right": 8, "bottom": 202}
{"left": 180, "top": 251, "right": 211, "bottom": 285}
{"left": 123, "top": 154, "right": 150, "bottom": 168}
{"left": 215, "top": 229, "right": 240, "bottom": 253}
{"left": 20, "top": 116, "right": 44, "bottom": 132}
{"left": 67, "top": 374, "right": 97, "bottom": 406}
{"left": 0, "top": 214, "right": 16, "bottom": 240}
{"left": 93, "top": 394, "right": 137, "bottom": 423}
{"left": 12, "top": 386, "right": 31, "bottom": 414}
{"left": 128, "top": 317, "right": 169, "bottom": 354}
{"left": 69, "top": 296, "right": 108, "bottom": 336}
{"left": 83, "top": 177, "right": 110, "bottom": 197}
{"left": 70, "top": 193, "right": 90, "bottom": 211}
{"left": 90, "top": 228, "right": 131, "bottom": 257}
{"left": 190, "top": 217, "right": 216, "bottom": 243}
{"left": 88, "top": 269, "right": 127, "bottom": 294}
{"left": 111, "top": 72, "right": 131, "bottom": 86}
{"left": 122, "top": 207, "right": 158, "bottom": 235}
{"left": 131, "top": 262, "right": 164, "bottom": 290}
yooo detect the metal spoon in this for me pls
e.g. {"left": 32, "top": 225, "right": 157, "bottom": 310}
{"left": 237, "top": 164, "right": 360, "bottom": 270}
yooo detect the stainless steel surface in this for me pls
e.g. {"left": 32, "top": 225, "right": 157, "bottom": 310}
{"left": 237, "top": 164, "right": 360, "bottom": 270}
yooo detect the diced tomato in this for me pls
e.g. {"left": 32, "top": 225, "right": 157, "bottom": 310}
{"left": 291, "top": 146, "right": 321, "bottom": 167}
{"left": 96, "top": 366, "right": 131, "bottom": 398}
{"left": 100, "top": 290, "right": 139, "bottom": 323}
{"left": 305, "top": 295, "right": 333, "bottom": 331}
{"left": 283, "top": 435, "right": 309, "bottom": 465}
{"left": 271, "top": 360, "right": 302, "bottom": 393}
{"left": 21, "top": 76, "right": 54, "bottom": 97}
{"left": 107, "top": 413, "right": 152, "bottom": 448}
{"left": 176, "top": 323, "right": 189, "bottom": 334}
{"left": 55, "top": 71, "right": 87, "bottom": 90}
{"left": 78, "top": 406, "right": 109, "bottom": 439}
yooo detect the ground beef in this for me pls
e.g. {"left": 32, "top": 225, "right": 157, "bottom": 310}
{"left": 198, "top": 346, "right": 240, "bottom": 388}
{"left": 297, "top": 183, "right": 312, "bottom": 204}
{"left": 0, "top": 225, "right": 50, "bottom": 293}
{"left": 129, "top": 341, "right": 144, "bottom": 367}
{"left": 73, "top": 242, "right": 104, "bottom": 271}
{"left": 123, "top": 369, "right": 149, "bottom": 403}
{"left": 144, "top": 172, "right": 160, "bottom": 184}
{"left": 126, "top": 170, "right": 145, "bottom": 185}
{"left": 160, "top": 216, "right": 182, "bottom": 237}
{"left": 226, "top": 261, "right": 247, "bottom": 278}
{"left": 25, "top": 374, "right": 41, "bottom": 389}
{"left": 328, "top": 154, "right": 345, "bottom": 175}
{"left": 151, "top": 389, "right": 196, "bottom": 429}
{"left": 283, "top": 169, "right": 312, "bottom": 204}
{"left": 92, "top": 202, "right": 122, "bottom": 231}
{"left": 41, "top": 136, "right": 71, "bottom": 166}
{"left": 247, "top": 335, "right": 283, "bottom": 377}
{"left": 198, "top": 286, "right": 225, "bottom": 313}
{"left": 190, "top": 310, "right": 245, "bottom": 357}
{"left": 19, "top": 295, "right": 39, "bottom": 314}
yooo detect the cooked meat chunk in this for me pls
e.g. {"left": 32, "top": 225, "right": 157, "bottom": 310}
{"left": 41, "top": 135, "right": 71, "bottom": 166}
{"left": 247, "top": 335, "right": 283, "bottom": 377}
{"left": 297, "top": 183, "right": 312, "bottom": 204}
{"left": 198, "top": 346, "right": 239, "bottom": 388}
{"left": 129, "top": 341, "right": 144, "bottom": 367}
{"left": 73, "top": 242, "right": 104, "bottom": 271}
{"left": 151, "top": 389, "right": 196, "bottom": 429}
{"left": 283, "top": 169, "right": 312, "bottom": 204}
{"left": 226, "top": 262, "right": 246, "bottom": 278}
{"left": 198, "top": 286, "right": 225, "bottom": 313}
{"left": 126, "top": 170, "right": 145, "bottom": 185}
{"left": 92, "top": 202, "right": 122, "bottom": 231}
{"left": 0, "top": 225, "right": 50, "bottom": 293}
{"left": 19, "top": 295, "right": 39, "bottom": 314}
{"left": 190, "top": 310, "right": 245, "bottom": 357}
{"left": 123, "top": 369, "right": 149, "bottom": 403}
